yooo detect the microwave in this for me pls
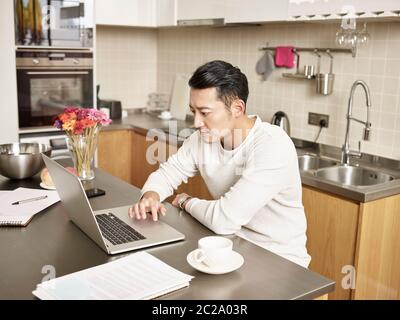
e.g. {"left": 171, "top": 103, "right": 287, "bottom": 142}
{"left": 14, "top": 0, "right": 93, "bottom": 48}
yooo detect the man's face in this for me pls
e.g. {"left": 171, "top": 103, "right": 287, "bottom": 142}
{"left": 189, "top": 88, "right": 234, "bottom": 143}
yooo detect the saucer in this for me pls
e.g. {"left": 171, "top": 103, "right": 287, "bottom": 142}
{"left": 186, "top": 250, "right": 244, "bottom": 275}
{"left": 40, "top": 182, "right": 56, "bottom": 190}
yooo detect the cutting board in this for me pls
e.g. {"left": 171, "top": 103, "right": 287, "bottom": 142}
{"left": 169, "top": 74, "right": 191, "bottom": 121}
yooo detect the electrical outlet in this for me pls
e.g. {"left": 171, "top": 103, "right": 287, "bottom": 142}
{"left": 308, "top": 112, "right": 329, "bottom": 128}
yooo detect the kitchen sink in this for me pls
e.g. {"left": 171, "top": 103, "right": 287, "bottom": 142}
{"left": 313, "top": 166, "right": 397, "bottom": 187}
{"left": 297, "top": 154, "right": 338, "bottom": 171}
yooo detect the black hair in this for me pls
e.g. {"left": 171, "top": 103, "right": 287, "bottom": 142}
{"left": 188, "top": 60, "right": 249, "bottom": 111}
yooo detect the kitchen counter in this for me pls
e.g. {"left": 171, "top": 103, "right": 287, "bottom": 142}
{"left": 102, "top": 111, "right": 400, "bottom": 203}
{"left": 0, "top": 167, "right": 334, "bottom": 300}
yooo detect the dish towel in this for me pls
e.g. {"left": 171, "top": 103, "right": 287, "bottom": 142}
{"left": 275, "top": 46, "right": 295, "bottom": 68}
{"left": 256, "top": 51, "right": 275, "bottom": 81}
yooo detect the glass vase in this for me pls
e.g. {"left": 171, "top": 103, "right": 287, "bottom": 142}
{"left": 67, "top": 127, "right": 99, "bottom": 181}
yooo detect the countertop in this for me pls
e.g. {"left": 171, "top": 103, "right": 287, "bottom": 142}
{"left": 102, "top": 112, "right": 400, "bottom": 203}
{"left": 0, "top": 168, "right": 334, "bottom": 300}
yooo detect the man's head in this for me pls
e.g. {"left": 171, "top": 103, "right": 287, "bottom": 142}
{"left": 188, "top": 60, "right": 249, "bottom": 143}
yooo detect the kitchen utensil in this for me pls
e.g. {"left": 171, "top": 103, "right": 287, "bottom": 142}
{"left": 169, "top": 74, "right": 191, "bottom": 121}
{"left": 0, "top": 143, "right": 52, "bottom": 179}
{"left": 316, "top": 51, "right": 334, "bottom": 96}
{"left": 271, "top": 111, "right": 291, "bottom": 136}
{"left": 304, "top": 65, "right": 315, "bottom": 77}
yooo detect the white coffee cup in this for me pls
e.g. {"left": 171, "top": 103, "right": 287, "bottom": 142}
{"left": 193, "top": 236, "right": 233, "bottom": 268}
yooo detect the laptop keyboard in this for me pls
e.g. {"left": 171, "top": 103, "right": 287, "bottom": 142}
{"left": 95, "top": 213, "right": 146, "bottom": 245}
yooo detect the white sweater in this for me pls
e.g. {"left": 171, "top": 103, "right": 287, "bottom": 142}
{"left": 142, "top": 116, "right": 311, "bottom": 268}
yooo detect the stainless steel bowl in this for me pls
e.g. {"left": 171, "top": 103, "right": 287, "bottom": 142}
{"left": 0, "top": 143, "right": 52, "bottom": 179}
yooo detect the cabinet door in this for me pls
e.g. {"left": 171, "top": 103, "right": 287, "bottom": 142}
{"left": 176, "top": 0, "right": 225, "bottom": 21}
{"left": 225, "top": 0, "right": 288, "bottom": 23}
{"left": 302, "top": 186, "right": 360, "bottom": 300}
{"left": 157, "top": 0, "right": 177, "bottom": 27}
{"left": 98, "top": 130, "right": 133, "bottom": 183}
{"left": 95, "top": 0, "right": 156, "bottom": 27}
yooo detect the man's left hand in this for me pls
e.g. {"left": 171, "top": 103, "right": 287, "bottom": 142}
{"left": 172, "top": 193, "right": 191, "bottom": 210}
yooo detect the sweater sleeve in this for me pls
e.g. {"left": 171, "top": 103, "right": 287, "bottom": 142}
{"left": 141, "top": 134, "right": 199, "bottom": 202}
{"left": 185, "top": 136, "right": 293, "bottom": 235}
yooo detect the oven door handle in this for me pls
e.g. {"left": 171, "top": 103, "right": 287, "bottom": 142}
{"left": 26, "top": 71, "right": 89, "bottom": 75}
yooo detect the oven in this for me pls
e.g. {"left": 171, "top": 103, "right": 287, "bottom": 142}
{"left": 16, "top": 48, "right": 93, "bottom": 128}
{"left": 15, "top": 0, "right": 93, "bottom": 48}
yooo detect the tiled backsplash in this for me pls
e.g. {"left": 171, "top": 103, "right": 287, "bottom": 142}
{"left": 97, "top": 22, "right": 400, "bottom": 160}
{"left": 96, "top": 26, "right": 157, "bottom": 109}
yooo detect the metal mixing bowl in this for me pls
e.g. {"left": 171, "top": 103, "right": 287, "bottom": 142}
{"left": 0, "top": 143, "right": 52, "bottom": 179}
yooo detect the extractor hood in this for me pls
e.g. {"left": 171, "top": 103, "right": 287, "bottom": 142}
{"left": 177, "top": 18, "right": 225, "bottom": 26}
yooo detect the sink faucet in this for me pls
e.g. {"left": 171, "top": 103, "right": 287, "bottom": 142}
{"left": 341, "top": 80, "right": 372, "bottom": 165}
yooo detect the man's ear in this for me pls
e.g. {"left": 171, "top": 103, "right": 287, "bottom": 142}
{"left": 230, "top": 99, "right": 246, "bottom": 117}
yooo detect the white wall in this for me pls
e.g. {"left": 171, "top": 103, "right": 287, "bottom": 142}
{"left": 0, "top": 0, "right": 19, "bottom": 144}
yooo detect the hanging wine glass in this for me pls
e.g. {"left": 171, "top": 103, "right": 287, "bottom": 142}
{"left": 357, "top": 23, "right": 371, "bottom": 45}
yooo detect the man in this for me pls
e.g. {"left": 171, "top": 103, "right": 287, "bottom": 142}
{"left": 129, "top": 60, "right": 311, "bottom": 268}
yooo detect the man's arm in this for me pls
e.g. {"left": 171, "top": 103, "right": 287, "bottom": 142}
{"left": 141, "top": 133, "right": 199, "bottom": 202}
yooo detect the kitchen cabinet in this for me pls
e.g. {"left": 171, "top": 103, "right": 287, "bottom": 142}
{"left": 98, "top": 130, "right": 133, "bottom": 183}
{"left": 225, "top": 0, "right": 288, "bottom": 24}
{"left": 157, "top": 0, "right": 177, "bottom": 27}
{"left": 303, "top": 185, "right": 400, "bottom": 300}
{"left": 176, "top": 0, "right": 225, "bottom": 21}
{"left": 288, "top": 0, "right": 400, "bottom": 21}
{"left": 95, "top": 0, "right": 157, "bottom": 27}
{"left": 302, "top": 186, "right": 359, "bottom": 300}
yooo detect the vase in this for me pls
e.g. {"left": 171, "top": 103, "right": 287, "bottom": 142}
{"left": 67, "top": 127, "right": 99, "bottom": 181}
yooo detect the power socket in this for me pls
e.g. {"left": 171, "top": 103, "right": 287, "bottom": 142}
{"left": 308, "top": 112, "right": 329, "bottom": 128}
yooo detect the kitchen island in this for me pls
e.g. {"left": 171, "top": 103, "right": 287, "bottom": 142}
{"left": 0, "top": 167, "right": 334, "bottom": 300}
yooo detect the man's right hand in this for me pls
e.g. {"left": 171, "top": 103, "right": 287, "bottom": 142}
{"left": 128, "top": 191, "right": 166, "bottom": 222}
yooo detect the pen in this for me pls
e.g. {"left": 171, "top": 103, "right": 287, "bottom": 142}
{"left": 11, "top": 195, "right": 48, "bottom": 205}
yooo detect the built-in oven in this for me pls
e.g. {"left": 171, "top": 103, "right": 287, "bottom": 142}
{"left": 14, "top": 0, "right": 93, "bottom": 48}
{"left": 16, "top": 48, "right": 93, "bottom": 128}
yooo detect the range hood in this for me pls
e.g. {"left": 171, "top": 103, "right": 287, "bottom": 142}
{"left": 177, "top": 18, "right": 261, "bottom": 27}
{"left": 177, "top": 18, "right": 225, "bottom": 26}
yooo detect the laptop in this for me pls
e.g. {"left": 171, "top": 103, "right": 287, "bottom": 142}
{"left": 42, "top": 155, "right": 185, "bottom": 255}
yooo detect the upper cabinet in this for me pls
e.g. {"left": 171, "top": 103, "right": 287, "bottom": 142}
{"left": 176, "top": 0, "right": 225, "bottom": 21}
{"left": 288, "top": 0, "right": 400, "bottom": 21}
{"left": 225, "top": 0, "right": 288, "bottom": 24}
{"left": 95, "top": 0, "right": 157, "bottom": 27}
{"left": 157, "top": 0, "right": 177, "bottom": 27}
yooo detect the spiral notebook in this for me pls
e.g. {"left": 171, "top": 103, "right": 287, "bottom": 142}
{"left": 0, "top": 187, "right": 60, "bottom": 227}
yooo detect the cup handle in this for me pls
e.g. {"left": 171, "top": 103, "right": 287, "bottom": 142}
{"left": 193, "top": 249, "right": 206, "bottom": 264}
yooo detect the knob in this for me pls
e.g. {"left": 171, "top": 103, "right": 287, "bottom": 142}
{"left": 72, "top": 59, "right": 80, "bottom": 64}
{"left": 32, "top": 59, "right": 40, "bottom": 64}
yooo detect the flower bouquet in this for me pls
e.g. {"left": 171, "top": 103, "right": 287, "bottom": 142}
{"left": 54, "top": 107, "right": 112, "bottom": 181}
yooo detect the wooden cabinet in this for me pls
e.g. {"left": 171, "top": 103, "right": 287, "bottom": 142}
{"left": 302, "top": 185, "right": 360, "bottom": 300}
{"left": 303, "top": 185, "right": 400, "bottom": 300}
{"left": 95, "top": 0, "right": 157, "bottom": 27}
{"left": 98, "top": 130, "right": 133, "bottom": 183}
{"left": 353, "top": 194, "right": 400, "bottom": 300}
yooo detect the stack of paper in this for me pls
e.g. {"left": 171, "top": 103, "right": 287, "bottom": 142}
{"left": 33, "top": 252, "right": 194, "bottom": 300}
{"left": 0, "top": 187, "right": 60, "bottom": 226}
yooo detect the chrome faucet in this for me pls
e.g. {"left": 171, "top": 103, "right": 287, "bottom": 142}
{"left": 341, "top": 80, "right": 372, "bottom": 165}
